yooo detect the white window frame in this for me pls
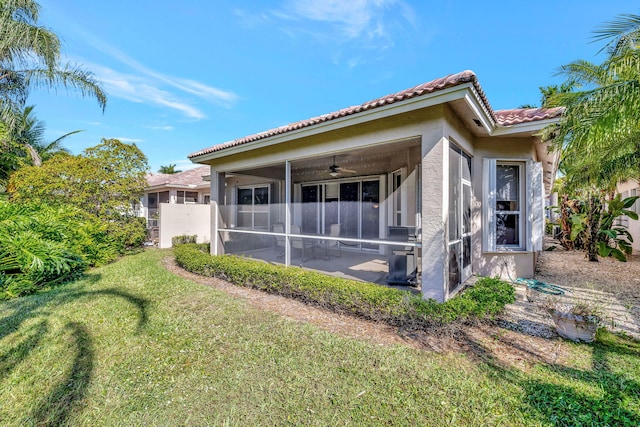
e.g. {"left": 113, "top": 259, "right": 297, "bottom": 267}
{"left": 483, "top": 159, "right": 529, "bottom": 252}
{"left": 236, "top": 185, "right": 270, "bottom": 230}
{"left": 177, "top": 190, "right": 198, "bottom": 204}
{"left": 391, "top": 168, "right": 406, "bottom": 226}
{"left": 632, "top": 188, "right": 640, "bottom": 215}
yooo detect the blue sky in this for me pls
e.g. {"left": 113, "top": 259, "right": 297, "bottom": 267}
{"left": 30, "top": 0, "right": 638, "bottom": 172}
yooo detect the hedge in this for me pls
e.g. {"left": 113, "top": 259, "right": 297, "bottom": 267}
{"left": 174, "top": 243, "right": 515, "bottom": 328}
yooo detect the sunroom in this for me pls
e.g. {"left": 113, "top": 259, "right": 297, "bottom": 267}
{"left": 190, "top": 71, "right": 561, "bottom": 302}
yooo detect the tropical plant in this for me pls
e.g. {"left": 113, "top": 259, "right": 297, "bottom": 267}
{"left": 9, "top": 138, "right": 149, "bottom": 219}
{"left": 8, "top": 138, "right": 149, "bottom": 254}
{"left": 597, "top": 194, "right": 638, "bottom": 260}
{"left": 0, "top": 201, "right": 118, "bottom": 298}
{"left": 158, "top": 164, "right": 181, "bottom": 174}
{"left": 6, "top": 105, "right": 78, "bottom": 166}
{"left": 0, "top": 0, "right": 106, "bottom": 132}
{"left": 544, "top": 13, "right": 640, "bottom": 261}
{"left": 564, "top": 194, "right": 637, "bottom": 261}
{"left": 548, "top": 13, "right": 640, "bottom": 193}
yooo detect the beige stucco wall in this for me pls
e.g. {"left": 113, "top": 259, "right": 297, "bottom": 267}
{"left": 616, "top": 179, "right": 640, "bottom": 252}
{"left": 158, "top": 203, "right": 211, "bottom": 249}
{"left": 472, "top": 136, "right": 538, "bottom": 279}
{"left": 200, "top": 102, "right": 547, "bottom": 300}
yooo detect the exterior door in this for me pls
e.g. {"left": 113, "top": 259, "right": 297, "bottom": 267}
{"left": 448, "top": 144, "right": 472, "bottom": 293}
{"left": 301, "top": 179, "right": 380, "bottom": 251}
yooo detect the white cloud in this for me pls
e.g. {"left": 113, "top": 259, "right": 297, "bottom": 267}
{"left": 86, "top": 39, "right": 238, "bottom": 109}
{"left": 148, "top": 125, "right": 174, "bottom": 131}
{"left": 115, "top": 137, "right": 144, "bottom": 143}
{"left": 240, "top": 0, "right": 416, "bottom": 68}
{"left": 173, "top": 160, "right": 202, "bottom": 170}
{"left": 88, "top": 64, "right": 207, "bottom": 120}
{"left": 64, "top": 31, "right": 239, "bottom": 119}
{"left": 278, "top": 0, "right": 415, "bottom": 42}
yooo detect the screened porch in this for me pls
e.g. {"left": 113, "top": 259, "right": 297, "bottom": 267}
{"left": 212, "top": 139, "right": 424, "bottom": 288}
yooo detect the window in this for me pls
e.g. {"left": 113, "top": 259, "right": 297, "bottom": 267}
{"left": 483, "top": 160, "right": 537, "bottom": 251}
{"left": 148, "top": 193, "right": 158, "bottom": 209}
{"left": 159, "top": 191, "right": 170, "bottom": 204}
{"left": 177, "top": 190, "right": 198, "bottom": 204}
{"left": 616, "top": 190, "right": 631, "bottom": 228}
{"left": 392, "top": 170, "right": 403, "bottom": 226}
{"left": 495, "top": 163, "right": 523, "bottom": 247}
{"left": 203, "top": 195, "right": 210, "bottom": 205}
{"left": 237, "top": 186, "right": 269, "bottom": 229}
{"left": 633, "top": 188, "right": 640, "bottom": 215}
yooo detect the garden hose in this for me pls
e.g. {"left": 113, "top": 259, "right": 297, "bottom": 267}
{"left": 505, "top": 264, "right": 570, "bottom": 296}
{"left": 516, "top": 278, "right": 569, "bottom": 296}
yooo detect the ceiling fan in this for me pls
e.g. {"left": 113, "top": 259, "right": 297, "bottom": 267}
{"left": 329, "top": 156, "right": 356, "bottom": 177}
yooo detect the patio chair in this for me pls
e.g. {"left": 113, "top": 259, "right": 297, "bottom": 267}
{"left": 325, "top": 223, "right": 341, "bottom": 259}
{"left": 290, "top": 224, "right": 311, "bottom": 261}
{"left": 272, "top": 223, "right": 285, "bottom": 259}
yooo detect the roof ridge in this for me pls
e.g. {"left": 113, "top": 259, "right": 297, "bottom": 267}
{"left": 189, "top": 71, "right": 558, "bottom": 159}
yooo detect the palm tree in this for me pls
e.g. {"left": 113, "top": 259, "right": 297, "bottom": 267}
{"left": 548, "top": 13, "right": 640, "bottom": 192}
{"left": 10, "top": 105, "right": 78, "bottom": 166}
{"left": 547, "top": 13, "right": 640, "bottom": 261}
{"left": 0, "top": 0, "right": 107, "bottom": 132}
{"left": 158, "top": 164, "right": 181, "bottom": 174}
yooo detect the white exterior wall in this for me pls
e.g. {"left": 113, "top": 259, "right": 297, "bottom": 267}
{"left": 158, "top": 203, "right": 211, "bottom": 248}
{"left": 616, "top": 180, "right": 640, "bottom": 252}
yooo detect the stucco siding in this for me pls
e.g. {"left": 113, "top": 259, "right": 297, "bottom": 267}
{"left": 472, "top": 136, "right": 540, "bottom": 279}
{"left": 158, "top": 203, "right": 210, "bottom": 249}
{"left": 616, "top": 179, "right": 640, "bottom": 252}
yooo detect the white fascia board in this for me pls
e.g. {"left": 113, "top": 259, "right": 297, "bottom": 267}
{"left": 145, "top": 183, "right": 209, "bottom": 192}
{"left": 461, "top": 91, "right": 495, "bottom": 131}
{"left": 490, "top": 117, "right": 561, "bottom": 136}
{"left": 191, "top": 84, "right": 481, "bottom": 164}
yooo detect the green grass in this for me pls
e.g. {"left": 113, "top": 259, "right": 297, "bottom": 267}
{"left": 1, "top": 250, "right": 638, "bottom": 426}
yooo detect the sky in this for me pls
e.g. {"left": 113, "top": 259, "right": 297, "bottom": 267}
{"left": 29, "top": 0, "right": 639, "bottom": 173}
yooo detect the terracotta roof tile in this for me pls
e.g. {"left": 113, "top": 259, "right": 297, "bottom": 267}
{"left": 145, "top": 165, "right": 209, "bottom": 188}
{"left": 494, "top": 107, "right": 564, "bottom": 126}
{"left": 189, "top": 71, "right": 561, "bottom": 159}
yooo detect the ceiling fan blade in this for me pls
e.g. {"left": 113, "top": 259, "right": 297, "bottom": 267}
{"left": 336, "top": 167, "right": 356, "bottom": 174}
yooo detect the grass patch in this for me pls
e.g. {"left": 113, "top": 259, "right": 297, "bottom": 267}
{"left": 0, "top": 250, "right": 638, "bottom": 426}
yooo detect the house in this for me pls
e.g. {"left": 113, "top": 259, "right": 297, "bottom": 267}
{"left": 188, "top": 70, "right": 562, "bottom": 302}
{"left": 616, "top": 180, "right": 640, "bottom": 252}
{"left": 142, "top": 166, "right": 211, "bottom": 248}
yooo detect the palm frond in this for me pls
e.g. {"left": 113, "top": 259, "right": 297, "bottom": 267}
{"left": 592, "top": 13, "right": 640, "bottom": 55}
{"left": 23, "top": 64, "right": 107, "bottom": 111}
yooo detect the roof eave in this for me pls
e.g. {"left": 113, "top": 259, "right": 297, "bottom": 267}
{"left": 145, "top": 183, "right": 210, "bottom": 191}
{"left": 490, "top": 117, "right": 561, "bottom": 137}
{"left": 190, "top": 83, "right": 490, "bottom": 163}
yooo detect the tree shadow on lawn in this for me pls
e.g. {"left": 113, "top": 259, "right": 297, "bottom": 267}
{"left": 0, "top": 276, "right": 149, "bottom": 425}
{"left": 454, "top": 327, "right": 640, "bottom": 426}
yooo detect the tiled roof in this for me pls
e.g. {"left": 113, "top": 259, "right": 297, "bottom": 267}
{"left": 494, "top": 107, "right": 564, "bottom": 126}
{"left": 189, "top": 70, "right": 561, "bottom": 159}
{"left": 145, "top": 165, "right": 210, "bottom": 188}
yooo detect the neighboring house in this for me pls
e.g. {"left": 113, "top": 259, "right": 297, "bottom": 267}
{"left": 188, "top": 70, "right": 562, "bottom": 302}
{"left": 143, "top": 166, "right": 211, "bottom": 248}
{"left": 616, "top": 180, "right": 640, "bottom": 252}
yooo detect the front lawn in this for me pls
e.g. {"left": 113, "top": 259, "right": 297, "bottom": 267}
{"left": 1, "top": 250, "right": 638, "bottom": 426}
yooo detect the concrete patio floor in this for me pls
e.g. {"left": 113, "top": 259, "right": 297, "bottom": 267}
{"left": 230, "top": 246, "right": 421, "bottom": 294}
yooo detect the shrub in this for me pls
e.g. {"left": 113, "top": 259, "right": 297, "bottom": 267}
{"left": 172, "top": 234, "right": 198, "bottom": 246}
{"left": 107, "top": 216, "right": 147, "bottom": 254}
{"left": 174, "top": 244, "right": 515, "bottom": 328}
{"left": 0, "top": 202, "right": 120, "bottom": 299}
